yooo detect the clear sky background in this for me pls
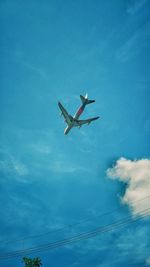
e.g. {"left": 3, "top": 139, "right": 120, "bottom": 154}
{"left": 0, "top": 0, "right": 150, "bottom": 266}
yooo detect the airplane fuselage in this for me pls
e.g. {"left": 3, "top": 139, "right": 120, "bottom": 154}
{"left": 73, "top": 102, "right": 86, "bottom": 120}
{"left": 64, "top": 103, "right": 87, "bottom": 134}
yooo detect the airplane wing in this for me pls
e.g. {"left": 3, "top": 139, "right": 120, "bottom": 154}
{"left": 58, "top": 102, "right": 71, "bottom": 125}
{"left": 77, "top": 116, "right": 100, "bottom": 126}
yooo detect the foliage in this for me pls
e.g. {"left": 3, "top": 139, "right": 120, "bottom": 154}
{"left": 22, "top": 257, "right": 42, "bottom": 267}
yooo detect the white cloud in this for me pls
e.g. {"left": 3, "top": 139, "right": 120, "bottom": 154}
{"left": 146, "top": 257, "right": 150, "bottom": 266}
{"left": 116, "top": 226, "right": 150, "bottom": 264}
{"left": 116, "top": 21, "right": 150, "bottom": 62}
{"left": 49, "top": 158, "right": 89, "bottom": 174}
{"left": 107, "top": 158, "right": 150, "bottom": 216}
{"left": 127, "top": 0, "right": 147, "bottom": 15}
{"left": 21, "top": 61, "right": 47, "bottom": 80}
{"left": 0, "top": 149, "right": 28, "bottom": 177}
{"left": 11, "top": 158, "right": 28, "bottom": 176}
{"left": 18, "top": 129, "right": 92, "bottom": 176}
{"left": 29, "top": 143, "right": 51, "bottom": 155}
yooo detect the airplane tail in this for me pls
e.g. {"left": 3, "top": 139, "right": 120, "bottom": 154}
{"left": 80, "top": 94, "right": 95, "bottom": 105}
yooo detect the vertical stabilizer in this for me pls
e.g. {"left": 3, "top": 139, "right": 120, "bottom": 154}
{"left": 80, "top": 95, "right": 86, "bottom": 104}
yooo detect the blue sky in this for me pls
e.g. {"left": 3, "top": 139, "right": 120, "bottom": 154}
{"left": 0, "top": 0, "right": 150, "bottom": 266}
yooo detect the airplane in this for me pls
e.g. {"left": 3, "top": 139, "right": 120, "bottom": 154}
{"left": 58, "top": 94, "right": 100, "bottom": 135}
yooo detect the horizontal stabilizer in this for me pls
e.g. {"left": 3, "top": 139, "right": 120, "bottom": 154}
{"left": 80, "top": 95, "right": 95, "bottom": 105}
{"left": 90, "top": 116, "right": 100, "bottom": 121}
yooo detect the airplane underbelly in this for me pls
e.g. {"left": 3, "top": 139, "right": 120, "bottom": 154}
{"left": 74, "top": 107, "right": 84, "bottom": 120}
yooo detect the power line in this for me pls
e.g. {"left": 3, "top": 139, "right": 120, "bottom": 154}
{"left": 0, "top": 207, "right": 149, "bottom": 260}
{"left": 0, "top": 208, "right": 149, "bottom": 259}
{"left": 1, "top": 194, "right": 150, "bottom": 245}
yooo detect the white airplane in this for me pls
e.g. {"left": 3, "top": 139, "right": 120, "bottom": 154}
{"left": 58, "top": 94, "right": 100, "bottom": 135}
